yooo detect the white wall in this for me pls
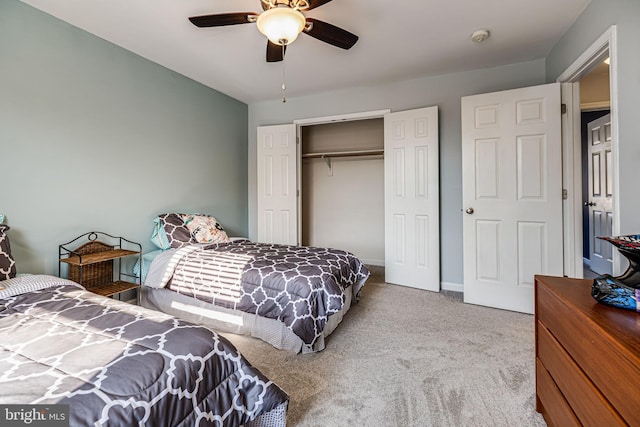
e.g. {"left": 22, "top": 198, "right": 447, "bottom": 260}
{"left": 248, "top": 59, "right": 547, "bottom": 286}
{"left": 302, "top": 157, "right": 384, "bottom": 265}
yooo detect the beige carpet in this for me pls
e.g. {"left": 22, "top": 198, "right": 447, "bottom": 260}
{"left": 222, "top": 269, "right": 547, "bottom": 427}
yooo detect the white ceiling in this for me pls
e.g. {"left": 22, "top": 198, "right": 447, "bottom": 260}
{"left": 20, "top": 0, "right": 590, "bottom": 104}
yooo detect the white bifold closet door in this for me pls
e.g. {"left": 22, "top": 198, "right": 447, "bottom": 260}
{"left": 256, "top": 106, "right": 440, "bottom": 293}
{"left": 256, "top": 124, "right": 297, "bottom": 245}
{"left": 384, "top": 106, "right": 440, "bottom": 292}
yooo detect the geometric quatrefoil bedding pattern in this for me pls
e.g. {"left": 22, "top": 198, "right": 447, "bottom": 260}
{"left": 0, "top": 276, "right": 288, "bottom": 426}
{"left": 161, "top": 241, "right": 370, "bottom": 350}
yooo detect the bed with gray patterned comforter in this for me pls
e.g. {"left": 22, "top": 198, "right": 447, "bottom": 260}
{"left": 0, "top": 275, "right": 288, "bottom": 427}
{"left": 144, "top": 241, "right": 370, "bottom": 352}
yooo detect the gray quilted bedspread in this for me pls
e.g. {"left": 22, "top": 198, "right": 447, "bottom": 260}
{"left": 153, "top": 241, "right": 370, "bottom": 349}
{"left": 0, "top": 276, "right": 288, "bottom": 427}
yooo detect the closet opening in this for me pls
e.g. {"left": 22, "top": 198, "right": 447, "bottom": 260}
{"left": 299, "top": 118, "right": 385, "bottom": 267}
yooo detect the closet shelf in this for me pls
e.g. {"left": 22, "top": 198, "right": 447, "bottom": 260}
{"left": 301, "top": 149, "right": 384, "bottom": 159}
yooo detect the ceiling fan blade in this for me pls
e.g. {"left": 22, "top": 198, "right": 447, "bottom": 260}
{"left": 305, "top": 0, "right": 334, "bottom": 11}
{"left": 188, "top": 12, "right": 258, "bottom": 28}
{"left": 304, "top": 18, "right": 358, "bottom": 50}
{"left": 266, "top": 41, "right": 286, "bottom": 62}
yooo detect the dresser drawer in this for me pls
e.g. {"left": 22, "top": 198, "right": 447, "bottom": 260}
{"left": 537, "top": 322, "right": 625, "bottom": 426}
{"left": 536, "top": 282, "right": 640, "bottom": 423}
{"left": 536, "top": 358, "right": 580, "bottom": 427}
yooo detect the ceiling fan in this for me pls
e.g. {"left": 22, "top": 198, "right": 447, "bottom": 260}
{"left": 188, "top": 0, "right": 359, "bottom": 62}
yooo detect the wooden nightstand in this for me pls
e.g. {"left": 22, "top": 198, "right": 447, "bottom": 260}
{"left": 59, "top": 232, "right": 142, "bottom": 301}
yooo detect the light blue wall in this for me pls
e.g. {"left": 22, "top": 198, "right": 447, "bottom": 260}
{"left": 546, "top": 0, "right": 640, "bottom": 237}
{"left": 0, "top": 1, "right": 248, "bottom": 275}
{"left": 248, "top": 60, "right": 547, "bottom": 286}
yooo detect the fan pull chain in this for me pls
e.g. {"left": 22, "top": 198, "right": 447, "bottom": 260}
{"left": 281, "top": 43, "right": 287, "bottom": 103}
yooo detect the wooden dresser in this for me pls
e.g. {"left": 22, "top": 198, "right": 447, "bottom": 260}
{"left": 534, "top": 275, "right": 640, "bottom": 427}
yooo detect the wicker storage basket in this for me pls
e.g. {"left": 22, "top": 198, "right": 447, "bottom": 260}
{"left": 67, "top": 240, "right": 114, "bottom": 288}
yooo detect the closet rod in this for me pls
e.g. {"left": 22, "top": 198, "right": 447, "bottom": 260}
{"left": 301, "top": 149, "right": 384, "bottom": 159}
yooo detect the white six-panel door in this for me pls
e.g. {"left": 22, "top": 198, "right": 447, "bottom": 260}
{"left": 256, "top": 124, "right": 298, "bottom": 245}
{"left": 587, "top": 114, "right": 613, "bottom": 275}
{"left": 462, "top": 83, "right": 563, "bottom": 314}
{"left": 384, "top": 107, "right": 440, "bottom": 292}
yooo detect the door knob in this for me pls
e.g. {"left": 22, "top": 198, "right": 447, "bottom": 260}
{"left": 465, "top": 207, "right": 475, "bottom": 215}
{"left": 584, "top": 202, "right": 596, "bottom": 207}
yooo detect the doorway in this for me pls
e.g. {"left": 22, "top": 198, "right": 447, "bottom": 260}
{"left": 579, "top": 60, "right": 611, "bottom": 277}
{"left": 557, "top": 25, "right": 619, "bottom": 279}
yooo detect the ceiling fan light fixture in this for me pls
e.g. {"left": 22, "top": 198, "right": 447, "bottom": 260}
{"left": 257, "top": 7, "right": 306, "bottom": 46}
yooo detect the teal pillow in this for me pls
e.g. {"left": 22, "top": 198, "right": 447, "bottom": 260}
{"left": 150, "top": 216, "right": 171, "bottom": 250}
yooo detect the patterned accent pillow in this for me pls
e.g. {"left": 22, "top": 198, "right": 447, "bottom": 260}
{"left": 157, "top": 213, "right": 196, "bottom": 249}
{"left": 181, "top": 214, "right": 230, "bottom": 244}
{"left": 0, "top": 225, "right": 17, "bottom": 281}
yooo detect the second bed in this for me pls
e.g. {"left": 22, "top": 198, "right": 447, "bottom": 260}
{"left": 141, "top": 237, "right": 369, "bottom": 354}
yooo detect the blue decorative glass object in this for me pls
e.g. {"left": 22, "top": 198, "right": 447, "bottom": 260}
{"left": 591, "top": 234, "right": 640, "bottom": 312}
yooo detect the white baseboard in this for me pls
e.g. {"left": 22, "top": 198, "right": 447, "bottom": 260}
{"left": 441, "top": 282, "right": 464, "bottom": 293}
{"left": 361, "top": 259, "right": 385, "bottom": 267}
{"left": 358, "top": 263, "right": 463, "bottom": 293}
